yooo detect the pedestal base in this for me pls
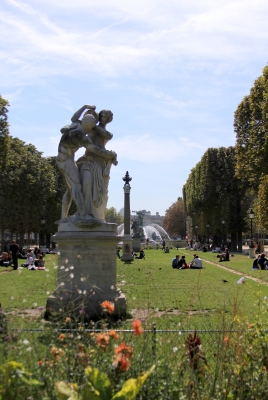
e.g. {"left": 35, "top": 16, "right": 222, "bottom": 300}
{"left": 120, "top": 236, "right": 133, "bottom": 262}
{"left": 46, "top": 221, "right": 127, "bottom": 320}
{"left": 248, "top": 247, "right": 255, "bottom": 259}
{"left": 132, "top": 238, "right": 141, "bottom": 252}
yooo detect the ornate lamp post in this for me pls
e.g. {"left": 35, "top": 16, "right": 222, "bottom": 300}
{"left": 248, "top": 208, "right": 255, "bottom": 258}
{"left": 221, "top": 218, "right": 225, "bottom": 247}
{"left": 206, "top": 222, "right": 210, "bottom": 245}
{"left": 121, "top": 171, "right": 133, "bottom": 262}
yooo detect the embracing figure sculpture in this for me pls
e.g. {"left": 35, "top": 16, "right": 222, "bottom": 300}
{"left": 56, "top": 104, "right": 117, "bottom": 224}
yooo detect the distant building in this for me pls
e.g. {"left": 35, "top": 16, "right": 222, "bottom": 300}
{"left": 119, "top": 207, "right": 164, "bottom": 226}
{"left": 140, "top": 210, "right": 164, "bottom": 226}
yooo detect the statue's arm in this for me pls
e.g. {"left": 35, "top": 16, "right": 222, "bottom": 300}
{"left": 94, "top": 125, "right": 113, "bottom": 140}
{"left": 71, "top": 105, "right": 96, "bottom": 122}
{"left": 82, "top": 136, "right": 117, "bottom": 162}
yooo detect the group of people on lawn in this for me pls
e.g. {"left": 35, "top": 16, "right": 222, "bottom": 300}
{"left": 0, "top": 240, "right": 46, "bottom": 270}
{"left": 252, "top": 253, "right": 268, "bottom": 270}
{"left": 172, "top": 254, "right": 203, "bottom": 269}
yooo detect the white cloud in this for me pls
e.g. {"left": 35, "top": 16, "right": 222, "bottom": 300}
{"left": 110, "top": 135, "right": 206, "bottom": 163}
{"left": 1, "top": 0, "right": 268, "bottom": 89}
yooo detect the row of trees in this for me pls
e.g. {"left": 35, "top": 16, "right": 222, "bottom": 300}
{"left": 180, "top": 65, "right": 268, "bottom": 250}
{"left": 0, "top": 95, "right": 122, "bottom": 248}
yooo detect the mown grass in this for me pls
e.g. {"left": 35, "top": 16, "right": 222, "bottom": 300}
{"left": 1, "top": 248, "right": 268, "bottom": 329}
{"left": 117, "top": 248, "right": 268, "bottom": 328}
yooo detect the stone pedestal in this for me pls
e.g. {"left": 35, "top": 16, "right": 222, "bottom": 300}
{"left": 248, "top": 247, "right": 255, "bottom": 259}
{"left": 121, "top": 234, "right": 133, "bottom": 262}
{"left": 132, "top": 237, "right": 141, "bottom": 252}
{"left": 46, "top": 220, "right": 127, "bottom": 320}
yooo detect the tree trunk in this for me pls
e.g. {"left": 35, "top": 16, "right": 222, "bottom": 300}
{"left": 34, "top": 232, "right": 38, "bottom": 246}
{"left": 1, "top": 229, "right": 4, "bottom": 252}
{"left": 230, "top": 233, "right": 237, "bottom": 252}
{"left": 19, "top": 232, "right": 24, "bottom": 247}
{"left": 46, "top": 233, "right": 51, "bottom": 249}
{"left": 237, "top": 231, "right": 243, "bottom": 253}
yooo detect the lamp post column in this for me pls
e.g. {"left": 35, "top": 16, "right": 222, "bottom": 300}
{"left": 221, "top": 218, "right": 225, "bottom": 249}
{"left": 248, "top": 208, "right": 255, "bottom": 259}
{"left": 121, "top": 171, "right": 133, "bottom": 262}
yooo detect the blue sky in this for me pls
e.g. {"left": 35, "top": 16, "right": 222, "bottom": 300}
{"left": 1, "top": 0, "right": 268, "bottom": 216}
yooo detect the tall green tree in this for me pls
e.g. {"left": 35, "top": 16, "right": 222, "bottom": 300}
{"left": 183, "top": 147, "right": 248, "bottom": 251}
{"left": 105, "top": 207, "right": 123, "bottom": 225}
{"left": 163, "top": 198, "right": 186, "bottom": 238}
{"left": 235, "top": 65, "right": 268, "bottom": 188}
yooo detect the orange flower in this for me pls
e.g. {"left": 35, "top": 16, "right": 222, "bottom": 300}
{"left": 114, "top": 342, "right": 134, "bottom": 359}
{"left": 96, "top": 333, "right": 110, "bottom": 351}
{"left": 65, "top": 317, "right": 71, "bottom": 323}
{"left": 101, "top": 301, "right": 114, "bottom": 313}
{"left": 109, "top": 330, "right": 119, "bottom": 340}
{"left": 132, "top": 319, "right": 143, "bottom": 336}
{"left": 114, "top": 354, "right": 130, "bottom": 372}
{"left": 38, "top": 360, "right": 43, "bottom": 366}
{"left": 59, "top": 333, "right": 65, "bottom": 341}
{"left": 50, "top": 346, "right": 57, "bottom": 355}
{"left": 223, "top": 336, "right": 231, "bottom": 345}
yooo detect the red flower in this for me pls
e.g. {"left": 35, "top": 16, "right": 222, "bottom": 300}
{"left": 114, "top": 342, "right": 134, "bottom": 359}
{"left": 114, "top": 354, "right": 130, "bottom": 372}
{"left": 58, "top": 333, "right": 65, "bottom": 341}
{"left": 132, "top": 319, "right": 143, "bottom": 336}
{"left": 100, "top": 301, "right": 114, "bottom": 313}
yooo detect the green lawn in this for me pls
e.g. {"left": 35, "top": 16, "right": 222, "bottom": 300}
{"left": 1, "top": 249, "right": 267, "bottom": 329}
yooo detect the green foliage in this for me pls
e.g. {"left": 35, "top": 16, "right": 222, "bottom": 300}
{"left": 55, "top": 365, "right": 155, "bottom": 400}
{"left": 163, "top": 199, "right": 186, "bottom": 237}
{"left": 235, "top": 66, "right": 268, "bottom": 187}
{"left": 0, "top": 361, "right": 40, "bottom": 399}
{"left": 0, "top": 95, "right": 11, "bottom": 172}
{"left": 105, "top": 207, "right": 123, "bottom": 225}
{"left": 183, "top": 147, "right": 248, "bottom": 249}
{"left": 0, "top": 137, "right": 55, "bottom": 234}
{"left": 256, "top": 175, "right": 268, "bottom": 229}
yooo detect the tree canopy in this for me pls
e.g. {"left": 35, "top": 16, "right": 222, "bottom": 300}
{"left": 105, "top": 207, "right": 123, "bottom": 225}
{"left": 163, "top": 198, "right": 186, "bottom": 238}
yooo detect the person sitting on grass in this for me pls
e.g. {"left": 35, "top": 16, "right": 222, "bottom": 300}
{"left": 132, "top": 249, "right": 138, "bottom": 258}
{"left": 0, "top": 252, "right": 13, "bottom": 267}
{"left": 21, "top": 253, "right": 34, "bottom": 268}
{"left": 116, "top": 249, "right": 121, "bottom": 259}
{"left": 190, "top": 254, "right": 203, "bottom": 269}
{"left": 37, "top": 255, "right": 45, "bottom": 270}
{"left": 137, "top": 249, "right": 145, "bottom": 259}
{"left": 252, "top": 255, "right": 260, "bottom": 270}
{"left": 258, "top": 253, "right": 268, "bottom": 270}
{"left": 172, "top": 254, "right": 180, "bottom": 269}
{"left": 219, "top": 248, "right": 230, "bottom": 262}
{"left": 178, "top": 255, "right": 189, "bottom": 269}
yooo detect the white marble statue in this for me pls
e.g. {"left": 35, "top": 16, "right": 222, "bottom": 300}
{"left": 57, "top": 105, "right": 117, "bottom": 224}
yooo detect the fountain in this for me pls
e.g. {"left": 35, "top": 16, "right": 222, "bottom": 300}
{"left": 118, "top": 223, "right": 171, "bottom": 241}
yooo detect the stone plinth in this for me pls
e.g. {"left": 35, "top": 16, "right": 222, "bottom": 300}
{"left": 46, "top": 220, "right": 126, "bottom": 320}
{"left": 248, "top": 247, "right": 255, "bottom": 259}
{"left": 121, "top": 234, "right": 133, "bottom": 262}
{"left": 132, "top": 238, "right": 141, "bottom": 252}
